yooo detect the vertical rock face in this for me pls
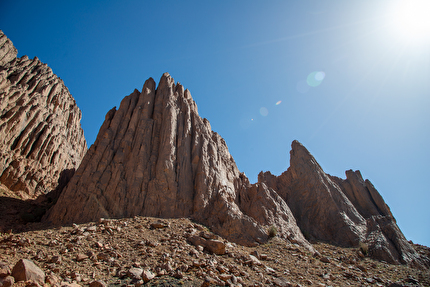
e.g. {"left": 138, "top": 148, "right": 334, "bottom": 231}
{"left": 259, "top": 140, "right": 424, "bottom": 267}
{"left": 0, "top": 30, "right": 87, "bottom": 199}
{"left": 45, "top": 73, "right": 310, "bottom": 249}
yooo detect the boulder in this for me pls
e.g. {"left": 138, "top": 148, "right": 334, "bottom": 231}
{"left": 11, "top": 259, "right": 45, "bottom": 284}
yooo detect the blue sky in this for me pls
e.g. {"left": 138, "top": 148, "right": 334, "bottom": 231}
{"left": 1, "top": 0, "right": 429, "bottom": 247}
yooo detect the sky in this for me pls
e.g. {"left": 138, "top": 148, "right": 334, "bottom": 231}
{"left": 1, "top": 0, "right": 429, "bottom": 247}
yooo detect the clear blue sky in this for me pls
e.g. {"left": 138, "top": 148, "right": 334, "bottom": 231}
{"left": 1, "top": 0, "right": 429, "bottom": 247}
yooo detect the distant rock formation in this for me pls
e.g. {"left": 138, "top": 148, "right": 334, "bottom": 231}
{"left": 259, "top": 140, "right": 424, "bottom": 267}
{"left": 0, "top": 30, "right": 87, "bottom": 199}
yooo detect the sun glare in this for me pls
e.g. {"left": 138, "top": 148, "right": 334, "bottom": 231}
{"left": 388, "top": 0, "right": 430, "bottom": 45}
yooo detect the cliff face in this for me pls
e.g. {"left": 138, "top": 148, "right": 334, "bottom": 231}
{"left": 0, "top": 30, "right": 87, "bottom": 199}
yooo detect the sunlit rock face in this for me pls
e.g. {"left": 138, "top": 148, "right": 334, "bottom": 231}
{"left": 259, "top": 140, "right": 425, "bottom": 267}
{"left": 45, "top": 73, "right": 311, "bottom": 249}
{"left": 0, "top": 30, "right": 87, "bottom": 199}
{"left": 44, "top": 71, "right": 427, "bottom": 267}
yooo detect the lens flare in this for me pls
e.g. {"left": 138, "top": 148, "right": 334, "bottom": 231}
{"left": 307, "top": 71, "right": 325, "bottom": 87}
{"left": 275, "top": 101, "right": 282, "bottom": 105}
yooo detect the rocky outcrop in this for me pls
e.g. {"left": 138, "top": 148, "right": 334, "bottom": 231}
{"left": 45, "top": 73, "right": 310, "bottom": 249}
{"left": 259, "top": 140, "right": 425, "bottom": 267}
{"left": 0, "top": 30, "right": 87, "bottom": 199}
{"left": 44, "top": 72, "right": 426, "bottom": 266}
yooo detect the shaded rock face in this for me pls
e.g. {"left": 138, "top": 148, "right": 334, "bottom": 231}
{"left": 259, "top": 140, "right": 424, "bottom": 267}
{"left": 45, "top": 73, "right": 310, "bottom": 249}
{"left": 0, "top": 30, "right": 87, "bottom": 198}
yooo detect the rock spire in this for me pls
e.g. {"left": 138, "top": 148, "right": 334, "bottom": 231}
{"left": 0, "top": 30, "right": 87, "bottom": 198}
{"left": 259, "top": 140, "right": 424, "bottom": 267}
{"left": 45, "top": 73, "right": 309, "bottom": 249}
{"left": 45, "top": 73, "right": 426, "bottom": 267}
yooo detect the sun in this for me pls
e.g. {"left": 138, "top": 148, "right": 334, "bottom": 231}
{"left": 387, "top": 0, "right": 430, "bottom": 45}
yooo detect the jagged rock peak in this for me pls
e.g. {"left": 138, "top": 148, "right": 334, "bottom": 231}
{"left": 45, "top": 73, "right": 311, "bottom": 250}
{"left": 0, "top": 30, "right": 17, "bottom": 66}
{"left": 0, "top": 30, "right": 87, "bottom": 198}
{"left": 259, "top": 140, "right": 426, "bottom": 267}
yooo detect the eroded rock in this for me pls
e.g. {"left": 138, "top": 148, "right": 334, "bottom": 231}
{"left": 0, "top": 30, "right": 87, "bottom": 199}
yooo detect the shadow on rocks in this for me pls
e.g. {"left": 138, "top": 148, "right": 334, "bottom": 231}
{"left": 0, "top": 168, "right": 75, "bottom": 233}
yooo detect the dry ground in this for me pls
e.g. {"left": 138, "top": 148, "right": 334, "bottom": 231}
{"left": 1, "top": 215, "right": 429, "bottom": 287}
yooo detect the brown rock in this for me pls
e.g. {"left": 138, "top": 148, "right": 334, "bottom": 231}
{"left": 272, "top": 277, "right": 293, "bottom": 287}
{"left": 45, "top": 274, "right": 59, "bottom": 286}
{"left": 44, "top": 73, "right": 282, "bottom": 247}
{"left": 11, "top": 259, "right": 45, "bottom": 284}
{"left": 127, "top": 267, "right": 143, "bottom": 279}
{"left": 205, "top": 240, "right": 226, "bottom": 255}
{"left": 0, "top": 276, "right": 14, "bottom": 287}
{"left": 75, "top": 253, "right": 88, "bottom": 262}
{"left": 0, "top": 262, "right": 11, "bottom": 277}
{"left": 0, "top": 30, "right": 87, "bottom": 199}
{"left": 88, "top": 280, "right": 106, "bottom": 287}
{"left": 141, "top": 269, "right": 155, "bottom": 283}
{"left": 259, "top": 140, "right": 425, "bottom": 266}
{"left": 0, "top": 31, "right": 17, "bottom": 66}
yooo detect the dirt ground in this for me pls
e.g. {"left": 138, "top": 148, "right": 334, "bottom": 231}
{"left": 1, "top": 215, "right": 429, "bottom": 287}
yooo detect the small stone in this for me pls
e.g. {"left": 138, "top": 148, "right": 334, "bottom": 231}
{"left": 201, "top": 276, "right": 217, "bottom": 287}
{"left": 45, "top": 274, "right": 59, "bottom": 286}
{"left": 0, "top": 276, "right": 14, "bottom": 287}
{"left": 150, "top": 221, "right": 169, "bottom": 229}
{"left": 86, "top": 226, "right": 97, "bottom": 232}
{"left": 251, "top": 250, "right": 260, "bottom": 259}
{"left": 218, "top": 274, "right": 232, "bottom": 282}
{"left": 272, "top": 277, "right": 293, "bottom": 287}
{"left": 0, "top": 262, "right": 11, "bottom": 277}
{"left": 265, "top": 266, "right": 276, "bottom": 274}
{"left": 141, "top": 270, "right": 155, "bottom": 283}
{"left": 50, "top": 255, "right": 62, "bottom": 264}
{"left": 319, "top": 256, "right": 331, "bottom": 263}
{"left": 76, "top": 253, "right": 88, "bottom": 262}
{"left": 127, "top": 267, "right": 143, "bottom": 279}
{"left": 205, "top": 239, "right": 226, "bottom": 255}
{"left": 246, "top": 255, "right": 262, "bottom": 266}
{"left": 89, "top": 280, "right": 107, "bottom": 287}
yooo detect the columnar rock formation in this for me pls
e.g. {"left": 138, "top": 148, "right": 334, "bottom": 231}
{"left": 0, "top": 30, "right": 87, "bottom": 199}
{"left": 45, "top": 73, "right": 309, "bottom": 249}
{"left": 45, "top": 73, "right": 426, "bottom": 267}
{"left": 1, "top": 30, "right": 425, "bottom": 268}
